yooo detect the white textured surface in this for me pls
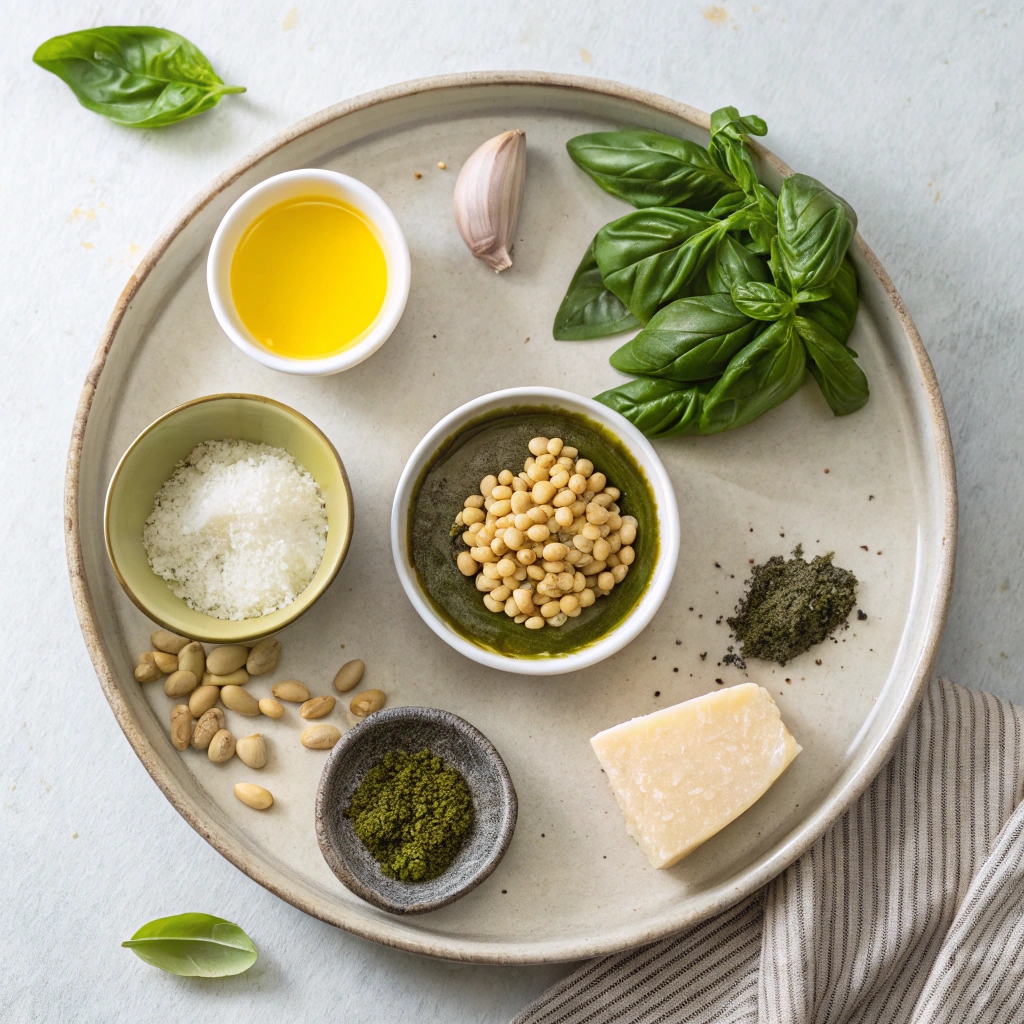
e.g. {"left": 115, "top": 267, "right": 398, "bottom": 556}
{"left": 1, "top": 1, "right": 1021, "bottom": 1021}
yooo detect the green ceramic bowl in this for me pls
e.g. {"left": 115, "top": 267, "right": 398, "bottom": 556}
{"left": 104, "top": 393, "right": 353, "bottom": 644}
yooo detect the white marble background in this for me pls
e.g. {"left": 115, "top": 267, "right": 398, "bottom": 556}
{"left": 2, "top": 1, "right": 1021, "bottom": 1020}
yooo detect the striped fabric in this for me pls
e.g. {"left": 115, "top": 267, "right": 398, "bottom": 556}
{"left": 514, "top": 678, "right": 1024, "bottom": 1024}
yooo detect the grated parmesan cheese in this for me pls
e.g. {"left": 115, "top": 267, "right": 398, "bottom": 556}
{"left": 143, "top": 439, "right": 328, "bottom": 620}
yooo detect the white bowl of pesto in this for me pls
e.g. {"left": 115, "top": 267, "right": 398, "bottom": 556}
{"left": 392, "top": 387, "right": 680, "bottom": 676}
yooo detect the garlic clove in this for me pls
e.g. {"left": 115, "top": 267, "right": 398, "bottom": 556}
{"left": 453, "top": 129, "right": 526, "bottom": 273}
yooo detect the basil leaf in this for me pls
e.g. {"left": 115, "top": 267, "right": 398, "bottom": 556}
{"left": 707, "top": 192, "right": 751, "bottom": 219}
{"left": 708, "top": 106, "right": 767, "bottom": 196}
{"left": 700, "top": 318, "right": 806, "bottom": 433}
{"left": 609, "top": 294, "right": 760, "bottom": 382}
{"left": 800, "top": 255, "right": 858, "bottom": 344}
{"left": 595, "top": 378, "right": 709, "bottom": 437}
{"left": 795, "top": 317, "right": 869, "bottom": 415}
{"left": 122, "top": 913, "right": 257, "bottom": 977}
{"left": 553, "top": 238, "right": 641, "bottom": 340}
{"left": 33, "top": 26, "right": 245, "bottom": 128}
{"left": 730, "top": 281, "right": 796, "bottom": 321}
{"left": 566, "top": 130, "right": 739, "bottom": 209}
{"left": 706, "top": 236, "right": 772, "bottom": 294}
{"left": 710, "top": 106, "right": 769, "bottom": 142}
{"left": 746, "top": 213, "right": 777, "bottom": 254}
{"left": 595, "top": 208, "right": 724, "bottom": 322}
{"left": 776, "top": 173, "right": 857, "bottom": 292}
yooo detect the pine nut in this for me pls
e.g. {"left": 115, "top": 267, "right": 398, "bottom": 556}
{"left": 192, "top": 708, "right": 224, "bottom": 749}
{"left": 170, "top": 705, "right": 192, "bottom": 751}
{"left": 234, "top": 783, "right": 273, "bottom": 809}
{"left": 333, "top": 660, "right": 365, "bottom": 693}
{"left": 221, "top": 685, "right": 259, "bottom": 716}
{"left": 301, "top": 724, "right": 341, "bottom": 749}
{"left": 165, "top": 670, "right": 198, "bottom": 698}
{"left": 300, "top": 695, "right": 335, "bottom": 719}
{"left": 349, "top": 689, "right": 386, "bottom": 718}
{"left": 236, "top": 734, "right": 268, "bottom": 769}
{"left": 273, "top": 680, "right": 310, "bottom": 702}
{"left": 177, "top": 641, "right": 205, "bottom": 679}
{"left": 207, "top": 729, "right": 236, "bottom": 763}
{"left": 188, "top": 685, "right": 220, "bottom": 718}
{"left": 151, "top": 630, "right": 191, "bottom": 655}
{"left": 259, "top": 698, "right": 285, "bottom": 719}
{"left": 206, "top": 645, "right": 249, "bottom": 675}
{"left": 246, "top": 637, "right": 281, "bottom": 676}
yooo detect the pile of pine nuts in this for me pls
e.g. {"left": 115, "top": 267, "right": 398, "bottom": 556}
{"left": 453, "top": 437, "right": 638, "bottom": 629}
{"left": 136, "top": 630, "right": 386, "bottom": 810}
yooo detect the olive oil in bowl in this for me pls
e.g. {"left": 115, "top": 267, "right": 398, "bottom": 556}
{"left": 230, "top": 195, "right": 388, "bottom": 359}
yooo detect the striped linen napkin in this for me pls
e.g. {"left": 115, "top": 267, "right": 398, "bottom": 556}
{"left": 514, "top": 678, "right": 1024, "bottom": 1024}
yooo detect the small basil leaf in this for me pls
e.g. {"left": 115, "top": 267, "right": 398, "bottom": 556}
{"left": 566, "top": 130, "right": 739, "bottom": 209}
{"left": 33, "top": 26, "right": 244, "bottom": 128}
{"left": 768, "top": 235, "right": 792, "bottom": 293}
{"left": 595, "top": 208, "right": 724, "bottom": 322}
{"left": 708, "top": 106, "right": 767, "bottom": 196}
{"left": 746, "top": 213, "right": 776, "bottom": 254}
{"left": 706, "top": 236, "right": 772, "bottom": 294}
{"left": 730, "top": 281, "right": 795, "bottom": 321}
{"left": 709, "top": 106, "right": 769, "bottom": 141}
{"left": 754, "top": 183, "right": 778, "bottom": 225}
{"left": 609, "top": 294, "right": 761, "bottom": 382}
{"left": 776, "top": 173, "right": 857, "bottom": 292}
{"left": 595, "top": 378, "right": 709, "bottom": 437}
{"left": 793, "top": 287, "right": 834, "bottom": 304}
{"left": 707, "top": 192, "right": 751, "bottom": 219}
{"left": 553, "top": 238, "right": 640, "bottom": 340}
{"left": 699, "top": 318, "right": 807, "bottom": 433}
{"left": 795, "top": 317, "right": 869, "bottom": 415}
{"left": 709, "top": 136, "right": 759, "bottom": 195}
{"left": 800, "top": 255, "right": 859, "bottom": 344}
{"left": 122, "top": 913, "right": 257, "bottom": 977}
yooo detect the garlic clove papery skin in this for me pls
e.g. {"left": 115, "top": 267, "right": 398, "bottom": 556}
{"left": 453, "top": 129, "right": 526, "bottom": 273}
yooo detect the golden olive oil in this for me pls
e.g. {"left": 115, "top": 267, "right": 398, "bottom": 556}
{"left": 230, "top": 195, "right": 388, "bottom": 359}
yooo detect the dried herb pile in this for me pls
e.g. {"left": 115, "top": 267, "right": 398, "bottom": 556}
{"left": 346, "top": 748, "right": 474, "bottom": 883}
{"left": 726, "top": 546, "right": 858, "bottom": 666}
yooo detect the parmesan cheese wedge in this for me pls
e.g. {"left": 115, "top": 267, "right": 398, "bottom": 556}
{"left": 590, "top": 683, "right": 801, "bottom": 869}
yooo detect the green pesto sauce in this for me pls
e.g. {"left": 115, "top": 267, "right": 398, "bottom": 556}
{"left": 345, "top": 749, "right": 474, "bottom": 883}
{"left": 408, "top": 406, "right": 659, "bottom": 659}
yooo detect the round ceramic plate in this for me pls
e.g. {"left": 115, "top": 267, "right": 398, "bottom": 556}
{"left": 66, "top": 73, "right": 955, "bottom": 964}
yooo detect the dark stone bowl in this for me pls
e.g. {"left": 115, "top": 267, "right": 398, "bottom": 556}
{"left": 314, "top": 706, "right": 518, "bottom": 915}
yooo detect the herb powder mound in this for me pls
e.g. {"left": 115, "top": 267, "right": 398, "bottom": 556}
{"left": 727, "top": 546, "right": 858, "bottom": 666}
{"left": 345, "top": 749, "right": 474, "bottom": 883}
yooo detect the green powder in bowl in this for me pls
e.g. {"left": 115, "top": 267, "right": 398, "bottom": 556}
{"left": 345, "top": 749, "right": 474, "bottom": 883}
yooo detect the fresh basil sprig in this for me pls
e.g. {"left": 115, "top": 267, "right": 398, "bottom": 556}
{"left": 556, "top": 105, "right": 867, "bottom": 434}
{"left": 122, "top": 913, "right": 257, "bottom": 976}
{"left": 33, "top": 27, "right": 244, "bottom": 128}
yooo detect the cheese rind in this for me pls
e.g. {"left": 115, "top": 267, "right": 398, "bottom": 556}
{"left": 591, "top": 683, "right": 801, "bottom": 869}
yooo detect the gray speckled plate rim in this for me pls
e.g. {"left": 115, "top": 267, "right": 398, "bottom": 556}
{"left": 313, "top": 706, "right": 519, "bottom": 914}
{"left": 64, "top": 71, "right": 957, "bottom": 964}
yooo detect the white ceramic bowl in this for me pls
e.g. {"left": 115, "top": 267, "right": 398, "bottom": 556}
{"left": 207, "top": 169, "right": 411, "bottom": 376}
{"left": 391, "top": 387, "right": 680, "bottom": 676}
